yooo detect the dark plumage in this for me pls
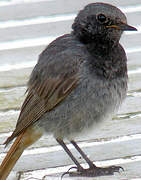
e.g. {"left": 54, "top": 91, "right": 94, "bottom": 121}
{"left": 0, "top": 3, "right": 137, "bottom": 179}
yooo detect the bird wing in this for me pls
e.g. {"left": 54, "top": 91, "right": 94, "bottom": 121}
{"left": 4, "top": 48, "right": 83, "bottom": 145}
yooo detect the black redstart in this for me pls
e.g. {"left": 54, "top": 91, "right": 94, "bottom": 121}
{"left": 0, "top": 2, "right": 137, "bottom": 179}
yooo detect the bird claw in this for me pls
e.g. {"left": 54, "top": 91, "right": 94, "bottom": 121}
{"left": 61, "top": 166, "right": 78, "bottom": 179}
{"left": 61, "top": 165, "right": 124, "bottom": 178}
{"left": 108, "top": 165, "right": 124, "bottom": 173}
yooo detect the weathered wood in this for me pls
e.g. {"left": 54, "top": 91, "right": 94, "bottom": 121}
{"left": 0, "top": 10, "right": 140, "bottom": 42}
{"left": 0, "top": 46, "right": 43, "bottom": 66}
{"left": 0, "top": 86, "right": 26, "bottom": 111}
{"left": 128, "top": 73, "right": 141, "bottom": 91}
{"left": 0, "top": 68, "right": 31, "bottom": 88}
{"left": 0, "top": 1, "right": 140, "bottom": 180}
{"left": 0, "top": 44, "right": 141, "bottom": 69}
{"left": 0, "top": 0, "right": 140, "bottom": 21}
{"left": 0, "top": 109, "right": 141, "bottom": 151}
{"left": 0, "top": 51, "right": 141, "bottom": 88}
{"left": 0, "top": 110, "right": 18, "bottom": 134}
{"left": 0, "top": 47, "right": 141, "bottom": 70}
{"left": 127, "top": 51, "right": 141, "bottom": 68}
{"left": 121, "top": 33, "right": 141, "bottom": 50}
{"left": 20, "top": 159, "right": 141, "bottom": 179}
{"left": 0, "top": 20, "right": 72, "bottom": 42}
{"left": 5, "top": 158, "right": 141, "bottom": 179}
{"left": 1, "top": 134, "right": 141, "bottom": 174}
{"left": 0, "top": 73, "right": 141, "bottom": 111}
{"left": 127, "top": 11, "right": 141, "bottom": 26}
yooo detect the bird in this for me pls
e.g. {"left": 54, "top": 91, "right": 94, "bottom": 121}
{"left": 0, "top": 2, "right": 137, "bottom": 179}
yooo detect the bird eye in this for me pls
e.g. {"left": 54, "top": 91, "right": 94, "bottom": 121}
{"left": 97, "top": 14, "right": 107, "bottom": 23}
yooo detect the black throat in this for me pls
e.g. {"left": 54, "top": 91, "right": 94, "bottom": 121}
{"left": 86, "top": 38, "right": 117, "bottom": 56}
{"left": 72, "top": 30, "right": 118, "bottom": 55}
{"left": 77, "top": 35, "right": 127, "bottom": 80}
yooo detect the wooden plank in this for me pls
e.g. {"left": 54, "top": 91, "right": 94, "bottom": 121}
{"left": 20, "top": 160, "right": 141, "bottom": 179}
{"left": 127, "top": 51, "right": 141, "bottom": 69}
{"left": 0, "top": 104, "right": 141, "bottom": 149}
{"left": 127, "top": 11, "right": 141, "bottom": 26}
{"left": 0, "top": 35, "right": 140, "bottom": 64}
{"left": 0, "top": 20, "right": 72, "bottom": 42}
{"left": 0, "top": 86, "right": 26, "bottom": 111}
{"left": 0, "top": 0, "right": 140, "bottom": 21}
{"left": 0, "top": 67, "right": 32, "bottom": 88}
{"left": 128, "top": 73, "right": 141, "bottom": 91}
{"left": 0, "top": 53, "right": 140, "bottom": 91}
{"left": 0, "top": 68, "right": 141, "bottom": 107}
{"left": 0, "top": 1, "right": 140, "bottom": 180}
{"left": 0, "top": 110, "right": 18, "bottom": 134}
{"left": 0, "top": 32, "right": 140, "bottom": 51}
{"left": 0, "top": 10, "right": 140, "bottom": 42}
{"left": 121, "top": 33, "right": 141, "bottom": 50}
{"left": 1, "top": 134, "right": 141, "bottom": 173}
{"left": 0, "top": 77, "right": 141, "bottom": 111}
{"left": 0, "top": 46, "right": 141, "bottom": 70}
{"left": 0, "top": 46, "right": 44, "bottom": 66}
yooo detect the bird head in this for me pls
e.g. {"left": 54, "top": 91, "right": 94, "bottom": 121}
{"left": 72, "top": 3, "right": 137, "bottom": 44}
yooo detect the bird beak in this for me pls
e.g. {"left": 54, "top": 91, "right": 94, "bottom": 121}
{"left": 106, "top": 22, "right": 137, "bottom": 31}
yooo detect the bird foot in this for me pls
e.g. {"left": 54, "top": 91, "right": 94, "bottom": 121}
{"left": 62, "top": 165, "right": 124, "bottom": 178}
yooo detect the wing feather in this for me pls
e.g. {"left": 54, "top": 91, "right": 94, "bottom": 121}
{"left": 4, "top": 69, "right": 80, "bottom": 145}
{"left": 4, "top": 38, "right": 84, "bottom": 145}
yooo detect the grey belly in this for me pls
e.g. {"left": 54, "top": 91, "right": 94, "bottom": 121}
{"left": 38, "top": 76, "right": 127, "bottom": 140}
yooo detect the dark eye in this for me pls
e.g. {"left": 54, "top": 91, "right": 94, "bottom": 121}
{"left": 97, "top": 14, "right": 107, "bottom": 23}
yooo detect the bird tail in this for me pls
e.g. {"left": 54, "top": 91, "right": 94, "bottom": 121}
{"left": 0, "top": 126, "right": 43, "bottom": 180}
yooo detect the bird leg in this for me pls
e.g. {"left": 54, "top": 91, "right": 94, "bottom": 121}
{"left": 56, "top": 139, "right": 83, "bottom": 171}
{"left": 68, "top": 165, "right": 124, "bottom": 177}
{"left": 69, "top": 140, "right": 124, "bottom": 177}
{"left": 71, "top": 140, "right": 96, "bottom": 168}
{"left": 57, "top": 139, "right": 123, "bottom": 178}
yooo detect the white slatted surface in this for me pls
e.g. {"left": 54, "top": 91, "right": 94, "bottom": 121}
{"left": 0, "top": 0, "right": 141, "bottom": 179}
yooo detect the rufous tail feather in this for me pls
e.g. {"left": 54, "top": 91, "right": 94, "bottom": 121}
{"left": 0, "top": 126, "right": 43, "bottom": 180}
